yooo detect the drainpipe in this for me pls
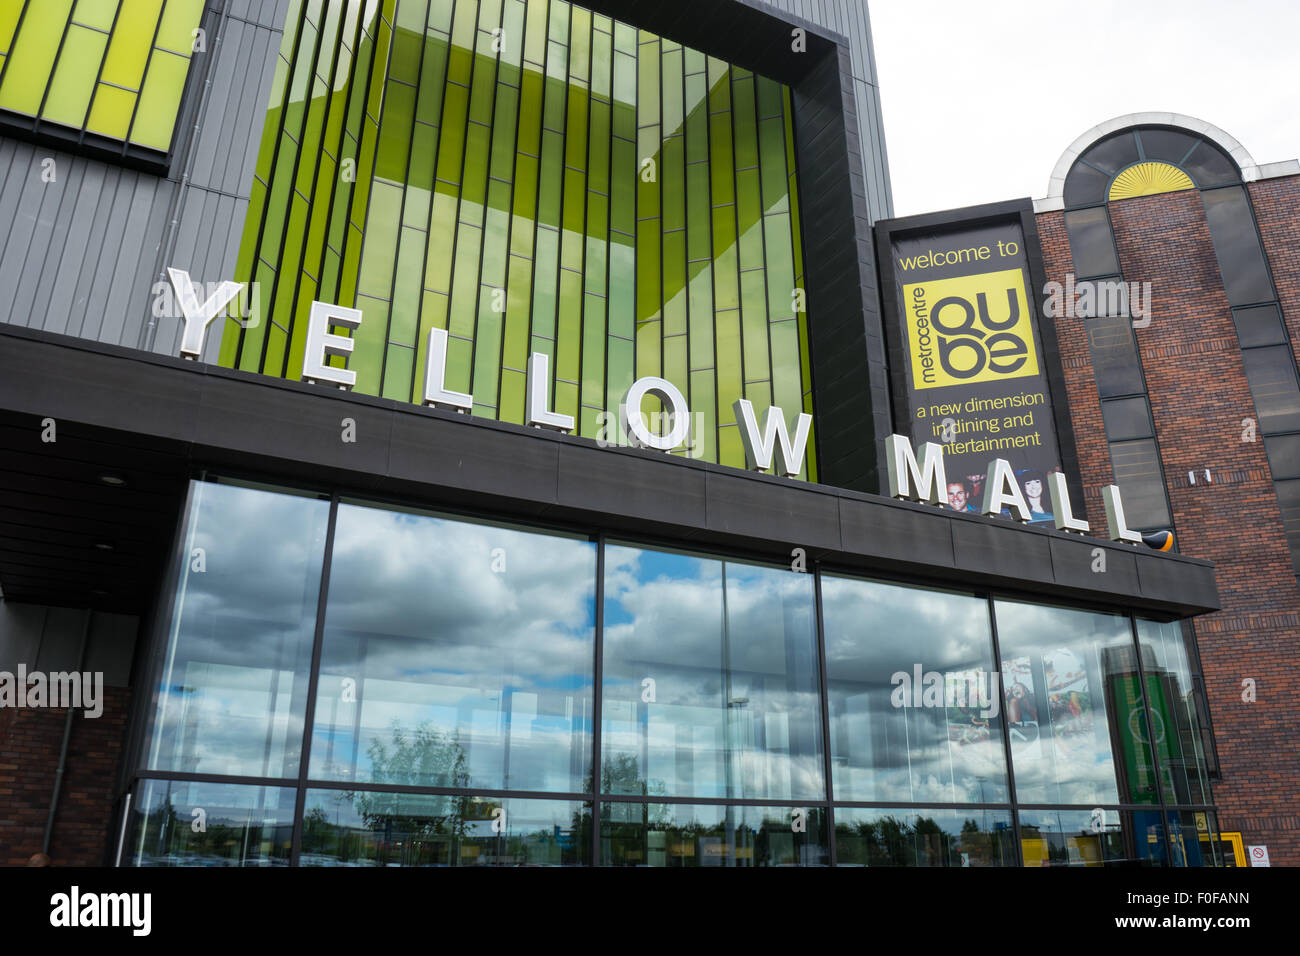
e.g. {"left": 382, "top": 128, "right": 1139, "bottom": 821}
{"left": 142, "top": 0, "right": 234, "bottom": 353}
{"left": 42, "top": 609, "right": 93, "bottom": 856}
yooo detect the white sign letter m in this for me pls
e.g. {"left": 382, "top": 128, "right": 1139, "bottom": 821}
{"left": 885, "top": 433, "right": 948, "bottom": 505}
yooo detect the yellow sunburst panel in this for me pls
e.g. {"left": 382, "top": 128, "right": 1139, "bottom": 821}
{"left": 1109, "top": 162, "right": 1196, "bottom": 201}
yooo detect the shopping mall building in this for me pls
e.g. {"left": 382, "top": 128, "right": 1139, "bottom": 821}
{"left": 0, "top": 0, "right": 1296, "bottom": 867}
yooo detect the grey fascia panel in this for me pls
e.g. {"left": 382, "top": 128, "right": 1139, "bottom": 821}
{"left": 0, "top": 325, "right": 1223, "bottom": 617}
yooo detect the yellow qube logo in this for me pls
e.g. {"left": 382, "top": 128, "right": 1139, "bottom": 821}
{"left": 903, "top": 268, "right": 1038, "bottom": 390}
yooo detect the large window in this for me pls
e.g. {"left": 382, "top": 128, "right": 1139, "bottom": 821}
{"left": 600, "top": 544, "right": 822, "bottom": 802}
{"left": 145, "top": 480, "right": 329, "bottom": 780}
{"left": 821, "top": 577, "right": 1008, "bottom": 804}
{"left": 309, "top": 501, "right": 596, "bottom": 793}
{"left": 127, "top": 478, "right": 1221, "bottom": 866}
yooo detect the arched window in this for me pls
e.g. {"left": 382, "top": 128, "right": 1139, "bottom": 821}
{"left": 1061, "top": 125, "right": 1242, "bottom": 209}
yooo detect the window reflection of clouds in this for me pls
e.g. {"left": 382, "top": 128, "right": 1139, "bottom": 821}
{"left": 821, "top": 576, "right": 1008, "bottom": 805}
{"left": 601, "top": 544, "right": 823, "bottom": 801}
{"left": 995, "top": 601, "right": 1136, "bottom": 806}
{"left": 148, "top": 483, "right": 328, "bottom": 779}
{"left": 310, "top": 503, "right": 596, "bottom": 793}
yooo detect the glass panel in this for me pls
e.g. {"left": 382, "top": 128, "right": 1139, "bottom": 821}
{"left": 994, "top": 600, "right": 1156, "bottom": 806}
{"left": 301, "top": 791, "right": 589, "bottom": 866}
{"left": 1063, "top": 161, "right": 1109, "bottom": 208}
{"left": 1101, "top": 396, "right": 1153, "bottom": 441}
{"left": 1201, "top": 186, "right": 1274, "bottom": 306}
{"left": 147, "top": 481, "right": 329, "bottom": 779}
{"left": 1265, "top": 433, "right": 1300, "bottom": 479}
{"left": 1242, "top": 345, "right": 1300, "bottom": 433}
{"left": 1233, "top": 304, "right": 1286, "bottom": 348}
{"left": 600, "top": 803, "right": 827, "bottom": 866}
{"left": 1079, "top": 130, "right": 1139, "bottom": 174}
{"left": 1063, "top": 207, "right": 1119, "bottom": 278}
{"left": 1274, "top": 479, "right": 1300, "bottom": 570}
{"left": 1135, "top": 620, "right": 1212, "bottom": 806}
{"left": 310, "top": 501, "right": 596, "bottom": 793}
{"left": 1019, "top": 808, "right": 1167, "bottom": 867}
{"left": 1166, "top": 809, "right": 1224, "bottom": 867}
{"left": 1182, "top": 140, "right": 1239, "bottom": 186}
{"left": 821, "top": 576, "right": 1009, "bottom": 804}
{"left": 1109, "top": 438, "right": 1172, "bottom": 529}
{"left": 1136, "top": 128, "right": 1198, "bottom": 165}
{"left": 601, "top": 544, "right": 823, "bottom": 801}
{"left": 834, "top": 807, "right": 1016, "bottom": 867}
{"left": 125, "top": 780, "right": 296, "bottom": 867}
{"left": 1087, "top": 316, "right": 1146, "bottom": 397}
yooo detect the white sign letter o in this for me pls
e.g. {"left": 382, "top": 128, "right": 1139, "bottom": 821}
{"left": 623, "top": 376, "right": 691, "bottom": 451}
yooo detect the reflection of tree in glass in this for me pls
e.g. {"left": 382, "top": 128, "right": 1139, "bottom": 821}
{"left": 838, "top": 815, "right": 952, "bottom": 866}
{"left": 359, "top": 723, "right": 472, "bottom": 864}
{"left": 367, "top": 720, "right": 471, "bottom": 789}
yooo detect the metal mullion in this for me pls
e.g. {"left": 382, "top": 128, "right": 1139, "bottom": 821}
{"left": 31, "top": 0, "right": 77, "bottom": 134}
{"left": 519, "top": 0, "right": 551, "bottom": 412}
{"left": 701, "top": 55, "right": 721, "bottom": 465}
{"left": 562, "top": 7, "right": 590, "bottom": 429}
{"left": 255, "top": 1, "right": 329, "bottom": 375}
{"left": 133, "top": 769, "right": 298, "bottom": 789}
{"left": 301, "top": 1, "right": 368, "bottom": 320}
{"left": 676, "top": 43, "right": 691, "bottom": 428}
{"left": 491, "top": 0, "right": 529, "bottom": 418}
{"left": 75, "top": 0, "right": 127, "bottom": 150}
{"left": 831, "top": 800, "right": 1012, "bottom": 811}
{"left": 281, "top": 0, "right": 362, "bottom": 382}
{"left": 575, "top": 13, "right": 609, "bottom": 436}
{"left": 597, "top": 24, "right": 616, "bottom": 444}
{"left": 301, "top": 779, "right": 592, "bottom": 802}
{"left": 599, "top": 793, "right": 829, "bottom": 808}
{"left": 446, "top": 0, "right": 489, "bottom": 406}
{"left": 232, "top": 1, "right": 308, "bottom": 365}
{"left": 466, "top": 0, "right": 507, "bottom": 411}
{"left": 333, "top": 0, "right": 392, "bottom": 325}
{"left": 751, "top": 74, "right": 780, "bottom": 415}
{"left": 121, "top": 0, "right": 169, "bottom": 150}
{"left": 0, "top": 0, "right": 34, "bottom": 93}
{"left": 590, "top": 532, "right": 605, "bottom": 865}
{"left": 726, "top": 65, "right": 749, "bottom": 413}
{"left": 654, "top": 39, "right": 665, "bottom": 410}
{"left": 373, "top": 0, "right": 437, "bottom": 398}
{"left": 986, "top": 593, "right": 1023, "bottom": 867}
{"left": 131, "top": 769, "right": 592, "bottom": 804}
{"left": 813, "top": 563, "right": 836, "bottom": 865}
{"left": 540, "top": 9, "right": 570, "bottom": 416}
{"left": 289, "top": 494, "right": 339, "bottom": 866}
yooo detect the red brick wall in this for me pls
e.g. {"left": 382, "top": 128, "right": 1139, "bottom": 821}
{"left": 1039, "top": 175, "right": 1300, "bottom": 865}
{"left": 0, "top": 687, "right": 131, "bottom": 866}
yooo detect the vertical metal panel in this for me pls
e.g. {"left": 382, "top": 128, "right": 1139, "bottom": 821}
{"left": 763, "top": 0, "right": 893, "bottom": 221}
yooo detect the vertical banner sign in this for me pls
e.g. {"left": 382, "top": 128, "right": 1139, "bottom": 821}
{"left": 883, "top": 218, "right": 1067, "bottom": 524}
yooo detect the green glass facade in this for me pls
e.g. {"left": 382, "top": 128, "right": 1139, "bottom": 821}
{"left": 217, "top": 0, "right": 815, "bottom": 477}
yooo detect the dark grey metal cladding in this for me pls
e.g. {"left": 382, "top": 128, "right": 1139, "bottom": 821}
{"left": 0, "top": 325, "right": 1220, "bottom": 618}
{"left": 792, "top": 43, "right": 891, "bottom": 496}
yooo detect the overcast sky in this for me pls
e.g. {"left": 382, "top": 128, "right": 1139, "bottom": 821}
{"left": 868, "top": 0, "right": 1300, "bottom": 217}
